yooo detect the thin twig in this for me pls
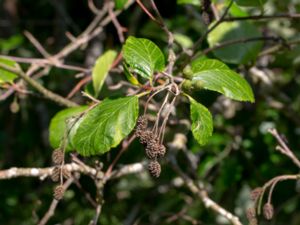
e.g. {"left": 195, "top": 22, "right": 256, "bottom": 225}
{"left": 201, "top": 36, "right": 284, "bottom": 55}
{"left": 24, "top": 31, "right": 52, "bottom": 59}
{"left": 0, "top": 62, "right": 78, "bottom": 107}
{"left": 108, "top": 0, "right": 125, "bottom": 43}
{"left": 268, "top": 128, "right": 300, "bottom": 169}
{"left": 104, "top": 134, "right": 137, "bottom": 179}
{"left": 38, "top": 177, "right": 74, "bottom": 225}
{"left": 169, "top": 155, "right": 243, "bottom": 225}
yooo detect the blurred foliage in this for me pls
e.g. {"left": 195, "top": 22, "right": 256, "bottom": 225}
{"left": 1, "top": 0, "right": 300, "bottom": 225}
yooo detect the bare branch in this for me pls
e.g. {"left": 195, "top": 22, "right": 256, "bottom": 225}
{"left": 0, "top": 62, "right": 78, "bottom": 107}
{"left": 268, "top": 128, "right": 300, "bottom": 169}
{"left": 170, "top": 156, "right": 242, "bottom": 225}
{"left": 0, "top": 162, "right": 97, "bottom": 180}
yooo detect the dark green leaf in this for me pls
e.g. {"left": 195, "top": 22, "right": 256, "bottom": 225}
{"left": 190, "top": 59, "right": 255, "bottom": 102}
{"left": 72, "top": 96, "right": 139, "bottom": 156}
{"left": 49, "top": 106, "right": 88, "bottom": 150}
{"left": 0, "top": 35, "right": 23, "bottom": 53}
{"left": 207, "top": 21, "right": 262, "bottom": 64}
{"left": 0, "top": 57, "right": 18, "bottom": 84}
{"left": 92, "top": 50, "right": 117, "bottom": 97}
{"left": 189, "top": 96, "right": 213, "bottom": 145}
{"left": 122, "top": 36, "right": 165, "bottom": 79}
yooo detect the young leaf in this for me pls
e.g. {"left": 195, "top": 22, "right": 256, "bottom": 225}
{"left": 207, "top": 21, "right": 262, "bottom": 64}
{"left": 0, "top": 57, "right": 18, "bottom": 84}
{"left": 49, "top": 106, "right": 88, "bottom": 150}
{"left": 188, "top": 96, "right": 213, "bottom": 145}
{"left": 123, "top": 63, "right": 140, "bottom": 86}
{"left": 72, "top": 96, "right": 139, "bottom": 156}
{"left": 92, "top": 50, "right": 117, "bottom": 97}
{"left": 190, "top": 59, "right": 255, "bottom": 102}
{"left": 122, "top": 36, "right": 165, "bottom": 80}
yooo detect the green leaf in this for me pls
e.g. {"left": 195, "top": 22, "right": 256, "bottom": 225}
{"left": 72, "top": 96, "right": 139, "bottom": 156}
{"left": 123, "top": 63, "right": 140, "bottom": 86}
{"left": 92, "top": 50, "right": 117, "bottom": 97}
{"left": 49, "top": 106, "right": 88, "bottom": 150}
{"left": 190, "top": 59, "right": 255, "bottom": 102}
{"left": 122, "top": 36, "right": 165, "bottom": 79}
{"left": 207, "top": 21, "right": 262, "bottom": 64}
{"left": 177, "top": 0, "right": 200, "bottom": 6}
{"left": 188, "top": 96, "right": 213, "bottom": 145}
{"left": 174, "top": 33, "right": 193, "bottom": 49}
{"left": 0, "top": 35, "right": 23, "bottom": 53}
{"left": 115, "top": 0, "right": 128, "bottom": 9}
{"left": 235, "top": 0, "right": 267, "bottom": 7}
{"left": 0, "top": 57, "right": 18, "bottom": 84}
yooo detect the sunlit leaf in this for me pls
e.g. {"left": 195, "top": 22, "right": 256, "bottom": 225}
{"left": 190, "top": 59, "right": 255, "bottom": 102}
{"left": 0, "top": 57, "right": 18, "bottom": 84}
{"left": 188, "top": 96, "right": 213, "bottom": 145}
{"left": 123, "top": 36, "right": 165, "bottom": 79}
{"left": 72, "top": 96, "right": 139, "bottom": 156}
{"left": 49, "top": 106, "right": 88, "bottom": 150}
{"left": 92, "top": 50, "right": 117, "bottom": 97}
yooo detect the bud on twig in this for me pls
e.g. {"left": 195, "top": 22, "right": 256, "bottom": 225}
{"left": 263, "top": 203, "right": 274, "bottom": 220}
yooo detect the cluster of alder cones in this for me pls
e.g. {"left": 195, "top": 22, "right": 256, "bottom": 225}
{"left": 135, "top": 116, "right": 166, "bottom": 178}
{"left": 51, "top": 148, "right": 69, "bottom": 200}
{"left": 247, "top": 187, "right": 274, "bottom": 225}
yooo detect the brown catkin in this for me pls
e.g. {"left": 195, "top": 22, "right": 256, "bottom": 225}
{"left": 137, "top": 116, "right": 148, "bottom": 130}
{"left": 53, "top": 185, "right": 65, "bottom": 200}
{"left": 148, "top": 160, "right": 161, "bottom": 178}
{"left": 139, "top": 130, "right": 154, "bottom": 144}
{"left": 157, "top": 144, "right": 166, "bottom": 158}
{"left": 246, "top": 207, "right": 256, "bottom": 220}
{"left": 263, "top": 203, "right": 274, "bottom": 220}
{"left": 250, "top": 187, "right": 263, "bottom": 201}
{"left": 135, "top": 116, "right": 148, "bottom": 137}
{"left": 52, "top": 149, "right": 64, "bottom": 165}
{"left": 51, "top": 166, "right": 61, "bottom": 182}
{"left": 249, "top": 218, "right": 258, "bottom": 225}
{"left": 145, "top": 145, "right": 158, "bottom": 159}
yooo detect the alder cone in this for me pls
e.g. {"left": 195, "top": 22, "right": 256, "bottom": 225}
{"left": 148, "top": 160, "right": 161, "bottom": 178}
{"left": 52, "top": 149, "right": 64, "bottom": 165}
{"left": 250, "top": 187, "right": 263, "bottom": 201}
{"left": 246, "top": 207, "right": 256, "bottom": 220}
{"left": 51, "top": 166, "right": 61, "bottom": 182}
{"left": 157, "top": 144, "right": 166, "bottom": 158}
{"left": 139, "top": 130, "right": 154, "bottom": 145}
{"left": 53, "top": 185, "right": 64, "bottom": 200}
{"left": 263, "top": 203, "right": 274, "bottom": 220}
{"left": 137, "top": 116, "right": 148, "bottom": 130}
{"left": 145, "top": 145, "right": 158, "bottom": 159}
